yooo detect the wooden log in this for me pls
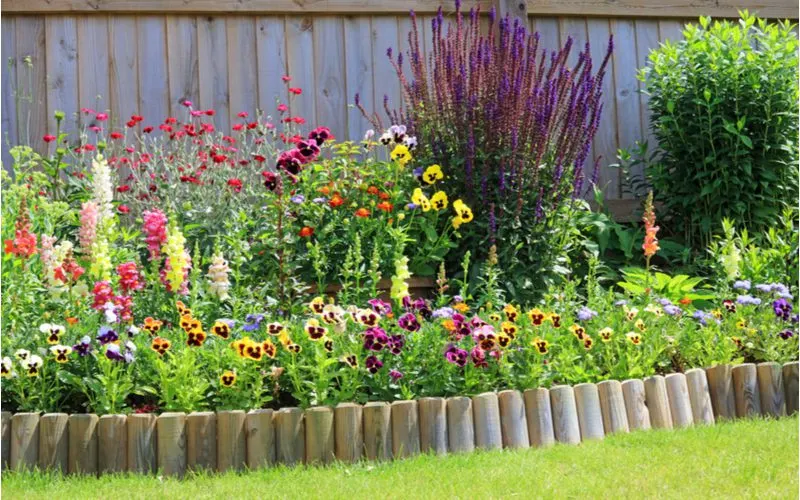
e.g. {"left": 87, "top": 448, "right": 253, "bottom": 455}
{"left": 574, "top": 383, "right": 605, "bottom": 441}
{"left": 157, "top": 412, "right": 186, "bottom": 478}
{"left": 245, "top": 409, "right": 275, "bottom": 469}
{"left": 685, "top": 368, "right": 715, "bottom": 425}
{"left": 782, "top": 361, "right": 798, "bottom": 415}
{"left": 98, "top": 414, "right": 127, "bottom": 473}
{"left": 217, "top": 410, "right": 246, "bottom": 472}
{"left": 334, "top": 403, "right": 362, "bottom": 463}
{"left": 472, "top": 392, "right": 502, "bottom": 450}
{"left": 274, "top": 407, "right": 304, "bottom": 466}
{"left": 127, "top": 413, "right": 157, "bottom": 473}
{"left": 757, "top": 362, "right": 785, "bottom": 418}
{"left": 363, "top": 402, "right": 392, "bottom": 461}
{"left": 391, "top": 400, "right": 420, "bottom": 459}
{"left": 10, "top": 413, "right": 40, "bottom": 471}
{"left": 186, "top": 411, "right": 217, "bottom": 472}
{"left": 1, "top": 411, "right": 11, "bottom": 470}
{"left": 549, "top": 385, "right": 581, "bottom": 444}
{"left": 706, "top": 364, "right": 736, "bottom": 420}
{"left": 732, "top": 363, "right": 762, "bottom": 418}
{"left": 664, "top": 373, "right": 693, "bottom": 428}
{"left": 418, "top": 397, "right": 447, "bottom": 455}
{"left": 304, "top": 407, "right": 334, "bottom": 465}
{"left": 597, "top": 381, "right": 629, "bottom": 434}
{"left": 498, "top": 390, "right": 529, "bottom": 449}
{"left": 621, "top": 379, "right": 651, "bottom": 431}
{"left": 68, "top": 414, "right": 98, "bottom": 475}
{"left": 38, "top": 413, "right": 69, "bottom": 472}
{"left": 445, "top": 396, "right": 474, "bottom": 454}
{"left": 644, "top": 375, "right": 673, "bottom": 429}
{"left": 523, "top": 388, "right": 555, "bottom": 447}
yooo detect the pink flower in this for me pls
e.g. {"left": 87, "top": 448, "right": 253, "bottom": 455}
{"left": 182, "top": 100, "right": 193, "bottom": 107}
{"left": 117, "top": 261, "right": 143, "bottom": 293}
{"left": 79, "top": 202, "right": 99, "bottom": 256}
{"left": 277, "top": 104, "right": 288, "bottom": 113}
{"left": 237, "top": 111, "right": 248, "bottom": 118}
{"left": 43, "top": 134, "right": 56, "bottom": 143}
{"left": 92, "top": 281, "right": 115, "bottom": 310}
{"left": 142, "top": 209, "right": 168, "bottom": 261}
{"left": 282, "top": 75, "right": 291, "bottom": 82}
{"left": 96, "top": 113, "right": 108, "bottom": 121}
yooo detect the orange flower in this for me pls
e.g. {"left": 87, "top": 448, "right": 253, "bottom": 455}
{"left": 355, "top": 207, "right": 371, "bottom": 218}
{"left": 299, "top": 226, "right": 315, "bottom": 238}
{"left": 329, "top": 193, "right": 344, "bottom": 208}
{"left": 377, "top": 201, "right": 394, "bottom": 212}
{"left": 442, "top": 319, "right": 456, "bottom": 332}
{"left": 65, "top": 317, "right": 79, "bottom": 326}
{"left": 367, "top": 185, "right": 379, "bottom": 195}
{"left": 642, "top": 191, "right": 659, "bottom": 259}
{"left": 378, "top": 191, "right": 390, "bottom": 200}
{"left": 679, "top": 297, "right": 692, "bottom": 305}
{"left": 318, "top": 185, "right": 331, "bottom": 196}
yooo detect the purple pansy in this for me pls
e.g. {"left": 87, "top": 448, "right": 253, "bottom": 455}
{"left": 365, "top": 355, "right": 383, "bottom": 374}
{"left": 397, "top": 312, "right": 421, "bottom": 332}
{"left": 97, "top": 326, "right": 118, "bottom": 345}
{"left": 773, "top": 298, "right": 793, "bottom": 321}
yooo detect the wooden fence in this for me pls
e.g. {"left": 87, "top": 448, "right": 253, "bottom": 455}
{"left": 2, "top": 361, "right": 797, "bottom": 475}
{"left": 1, "top": 1, "right": 797, "bottom": 200}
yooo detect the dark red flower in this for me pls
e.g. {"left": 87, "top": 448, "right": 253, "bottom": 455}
{"left": 262, "top": 171, "right": 278, "bottom": 191}
{"left": 299, "top": 226, "right": 314, "bottom": 238}
{"left": 227, "top": 178, "right": 243, "bottom": 193}
{"left": 288, "top": 87, "right": 302, "bottom": 95}
{"left": 116, "top": 185, "right": 131, "bottom": 193}
{"left": 117, "top": 204, "right": 130, "bottom": 214}
{"left": 43, "top": 134, "right": 56, "bottom": 143}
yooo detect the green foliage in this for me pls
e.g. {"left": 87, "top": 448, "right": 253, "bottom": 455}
{"left": 640, "top": 12, "right": 799, "bottom": 249}
{"left": 617, "top": 267, "right": 715, "bottom": 305}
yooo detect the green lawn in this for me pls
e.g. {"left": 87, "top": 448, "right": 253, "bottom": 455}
{"left": 3, "top": 417, "right": 797, "bottom": 499}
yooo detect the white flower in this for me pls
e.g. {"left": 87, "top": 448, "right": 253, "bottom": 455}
{"left": 379, "top": 131, "right": 393, "bottom": 145}
{"left": 388, "top": 124, "right": 407, "bottom": 143}
{"left": 206, "top": 253, "right": 231, "bottom": 301}
{"left": 1, "top": 356, "right": 13, "bottom": 378}
{"left": 14, "top": 349, "right": 31, "bottom": 361}
{"left": 403, "top": 136, "right": 418, "bottom": 150}
{"left": 92, "top": 155, "right": 114, "bottom": 221}
{"left": 363, "top": 129, "right": 375, "bottom": 141}
{"left": 102, "top": 301, "right": 119, "bottom": 323}
{"left": 127, "top": 325, "right": 141, "bottom": 337}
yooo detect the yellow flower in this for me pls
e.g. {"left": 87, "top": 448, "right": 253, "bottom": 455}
{"left": 635, "top": 319, "right": 646, "bottom": 332}
{"left": 625, "top": 307, "right": 638, "bottom": 321}
{"left": 453, "top": 303, "right": 470, "bottom": 313}
{"left": 626, "top": 332, "right": 642, "bottom": 345}
{"left": 431, "top": 191, "right": 448, "bottom": 210}
{"left": 528, "top": 308, "right": 546, "bottom": 326}
{"left": 501, "top": 321, "right": 518, "bottom": 338}
{"left": 50, "top": 345, "right": 72, "bottom": 363}
{"left": 546, "top": 313, "right": 561, "bottom": 328}
{"left": 220, "top": 370, "right": 236, "bottom": 387}
{"left": 412, "top": 188, "right": 431, "bottom": 212}
{"left": 453, "top": 199, "right": 474, "bottom": 223}
{"left": 599, "top": 327, "right": 613, "bottom": 343}
{"left": 422, "top": 164, "right": 444, "bottom": 184}
{"left": 582, "top": 336, "right": 594, "bottom": 350}
{"left": 497, "top": 333, "right": 512, "bottom": 348}
{"left": 736, "top": 318, "right": 747, "bottom": 329}
{"left": 309, "top": 296, "right": 325, "bottom": 314}
{"left": 390, "top": 144, "right": 412, "bottom": 165}
{"left": 644, "top": 304, "right": 663, "bottom": 317}
{"left": 488, "top": 313, "right": 501, "bottom": 323}
{"left": 305, "top": 318, "right": 328, "bottom": 340}
{"left": 570, "top": 324, "right": 586, "bottom": 340}
{"left": 532, "top": 337, "right": 549, "bottom": 354}
{"left": 503, "top": 304, "right": 519, "bottom": 322}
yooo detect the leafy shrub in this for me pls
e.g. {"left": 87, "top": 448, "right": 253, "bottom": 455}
{"left": 641, "top": 12, "right": 799, "bottom": 249}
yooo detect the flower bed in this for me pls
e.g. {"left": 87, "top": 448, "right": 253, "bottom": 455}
{"left": 4, "top": 361, "right": 797, "bottom": 476}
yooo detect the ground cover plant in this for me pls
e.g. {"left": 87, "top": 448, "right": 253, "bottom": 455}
{"left": 2, "top": 417, "right": 797, "bottom": 499}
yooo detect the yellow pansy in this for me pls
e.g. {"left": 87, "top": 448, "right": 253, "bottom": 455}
{"left": 422, "top": 164, "right": 444, "bottom": 184}
{"left": 412, "top": 188, "right": 431, "bottom": 212}
{"left": 453, "top": 199, "right": 473, "bottom": 223}
{"left": 431, "top": 191, "right": 448, "bottom": 210}
{"left": 390, "top": 144, "right": 412, "bottom": 165}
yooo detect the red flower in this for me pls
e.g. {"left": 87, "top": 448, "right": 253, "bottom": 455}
{"left": 253, "top": 155, "right": 266, "bottom": 163}
{"left": 237, "top": 111, "right": 249, "bottom": 118}
{"left": 232, "top": 123, "right": 244, "bottom": 131}
{"left": 227, "top": 178, "right": 243, "bottom": 193}
{"left": 131, "top": 115, "right": 144, "bottom": 123}
{"left": 116, "top": 185, "right": 131, "bottom": 193}
{"left": 277, "top": 104, "right": 288, "bottom": 113}
{"left": 367, "top": 185, "right": 379, "bottom": 195}
{"left": 205, "top": 109, "right": 215, "bottom": 116}
{"left": 117, "top": 261, "right": 143, "bottom": 293}
{"left": 126, "top": 120, "right": 137, "bottom": 128}
{"left": 679, "top": 297, "right": 692, "bottom": 305}
{"left": 299, "top": 226, "right": 315, "bottom": 238}
{"left": 117, "top": 204, "right": 130, "bottom": 214}
{"left": 262, "top": 171, "right": 278, "bottom": 191}
{"left": 377, "top": 201, "right": 394, "bottom": 212}
{"left": 182, "top": 100, "right": 193, "bottom": 107}
{"left": 96, "top": 113, "right": 108, "bottom": 121}
{"left": 43, "top": 134, "right": 56, "bottom": 143}
{"left": 355, "top": 208, "right": 371, "bottom": 218}
{"left": 282, "top": 75, "right": 292, "bottom": 82}
{"left": 143, "top": 126, "right": 154, "bottom": 134}
{"left": 288, "top": 87, "right": 302, "bottom": 95}
{"left": 110, "top": 132, "right": 124, "bottom": 140}
{"left": 328, "top": 193, "right": 344, "bottom": 208}
{"left": 291, "top": 117, "right": 306, "bottom": 125}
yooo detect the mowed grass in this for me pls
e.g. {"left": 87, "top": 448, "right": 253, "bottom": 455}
{"left": 3, "top": 416, "right": 797, "bottom": 500}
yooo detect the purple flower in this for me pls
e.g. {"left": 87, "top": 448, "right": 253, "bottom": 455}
{"left": 313, "top": 197, "right": 327, "bottom": 204}
{"left": 771, "top": 283, "right": 791, "bottom": 296}
{"left": 406, "top": 203, "right": 419, "bottom": 210}
{"left": 242, "top": 314, "right": 265, "bottom": 332}
{"left": 73, "top": 336, "right": 92, "bottom": 357}
{"left": 397, "top": 312, "right": 421, "bottom": 332}
{"left": 389, "top": 369, "right": 404, "bottom": 381}
{"left": 444, "top": 344, "right": 469, "bottom": 367}
{"left": 388, "top": 334, "right": 405, "bottom": 355}
{"left": 363, "top": 327, "right": 389, "bottom": 352}
{"left": 663, "top": 304, "right": 681, "bottom": 317}
{"left": 779, "top": 329, "right": 794, "bottom": 340}
{"left": 365, "top": 355, "right": 383, "bottom": 374}
{"left": 471, "top": 346, "right": 488, "bottom": 368}
{"left": 453, "top": 295, "right": 464, "bottom": 304}
{"left": 692, "top": 310, "right": 718, "bottom": 327}
{"left": 290, "top": 194, "right": 305, "bottom": 204}
{"left": 773, "top": 298, "right": 793, "bottom": 321}
{"left": 432, "top": 307, "right": 454, "bottom": 319}
{"left": 658, "top": 298, "right": 673, "bottom": 307}
{"left": 368, "top": 298, "right": 392, "bottom": 316}
{"left": 736, "top": 295, "right": 761, "bottom": 306}
{"left": 576, "top": 306, "right": 597, "bottom": 322}
{"left": 733, "top": 280, "right": 751, "bottom": 291}
{"left": 97, "top": 326, "right": 118, "bottom": 345}
{"left": 105, "top": 344, "right": 125, "bottom": 362}
{"left": 614, "top": 300, "right": 627, "bottom": 307}
{"left": 755, "top": 283, "right": 773, "bottom": 294}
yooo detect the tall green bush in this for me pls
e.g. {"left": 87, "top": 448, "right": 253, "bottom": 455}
{"left": 641, "top": 12, "right": 798, "bottom": 250}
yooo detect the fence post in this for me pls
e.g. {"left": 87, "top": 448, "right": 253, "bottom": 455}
{"left": 334, "top": 403, "right": 362, "bottom": 463}
{"left": 274, "top": 407, "right": 305, "bottom": 466}
{"left": 665, "top": 373, "right": 693, "bottom": 429}
{"left": 706, "top": 364, "right": 736, "bottom": 420}
{"left": 644, "top": 376, "right": 673, "bottom": 429}
{"left": 38, "top": 413, "right": 69, "bottom": 472}
{"left": 446, "top": 396, "right": 475, "bottom": 454}
{"left": 472, "top": 392, "right": 502, "bottom": 450}
{"left": 10, "top": 412, "right": 40, "bottom": 471}
{"left": 391, "top": 400, "right": 420, "bottom": 459}
{"left": 498, "top": 390, "right": 529, "bottom": 449}
{"left": 550, "top": 385, "right": 581, "bottom": 444}
{"left": 68, "top": 414, "right": 98, "bottom": 475}
{"left": 418, "top": 397, "right": 448, "bottom": 455}
{"left": 782, "top": 362, "right": 798, "bottom": 415}
{"left": 127, "top": 413, "right": 157, "bottom": 473}
{"left": 574, "top": 383, "right": 605, "bottom": 441}
{"left": 246, "top": 409, "right": 275, "bottom": 469}
{"left": 732, "top": 364, "right": 761, "bottom": 418}
{"left": 186, "top": 411, "right": 217, "bottom": 472}
{"left": 685, "top": 368, "right": 715, "bottom": 425}
{"left": 363, "top": 402, "right": 392, "bottom": 461}
{"left": 157, "top": 412, "right": 187, "bottom": 478}
{"left": 597, "top": 381, "right": 629, "bottom": 434}
{"left": 621, "top": 379, "right": 651, "bottom": 431}
{"left": 1, "top": 411, "right": 10, "bottom": 470}
{"left": 523, "top": 388, "right": 555, "bottom": 447}
{"left": 217, "top": 410, "right": 246, "bottom": 472}
{"left": 304, "top": 407, "right": 334, "bottom": 465}
{"left": 98, "top": 414, "right": 127, "bottom": 473}
{"left": 756, "top": 362, "right": 785, "bottom": 418}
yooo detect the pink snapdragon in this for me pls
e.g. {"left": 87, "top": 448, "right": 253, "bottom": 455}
{"left": 142, "top": 209, "right": 168, "bottom": 260}
{"left": 78, "top": 201, "right": 99, "bottom": 256}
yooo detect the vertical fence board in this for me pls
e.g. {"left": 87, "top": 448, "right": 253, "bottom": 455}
{"left": 137, "top": 16, "right": 169, "bottom": 127}
{"left": 472, "top": 392, "right": 503, "bottom": 450}
{"left": 255, "top": 16, "right": 287, "bottom": 114}
{"left": 782, "top": 362, "right": 798, "bottom": 415}
{"left": 372, "top": 16, "right": 402, "bottom": 122}
{"left": 313, "top": 16, "right": 347, "bottom": 138}
{"left": 186, "top": 411, "right": 217, "bottom": 472}
{"left": 68, "top": 413, "right": 98, "bottom": 475}
{"left": 98, "top": 414, "right": 127, "bottom": 473}
{"left": 109, "top": 16, "right": 139, "bottom": 131}
{"left": 246, "top": 409, "right": 276, "bottom": 469}
{"left": 621, "top": 379, "right": 651, "bottom": 431}
{"left": 418, "top": 397, "right": 448, "bottom": 455}
{"left": 45, "top": 16, "right": 79, "bottom": 136}
{"left": 597, "top": 380, "right": 629, "bottom": 434}
{"left": 665, "top": 373, "right": 693, "bottom": 429}
{"left": 446, "top": 396, "right": 474, "bottom": 454}
{"left": 363, "top": 402, "right": 392, "bottom": 461}
{"left": 77, "top": 15, "right": 110, "bottom": 114}
{"left": 2, "top": 17, "right": 18, "bottom": 169}
{"left": 217, "top": 410, "right": 246, "bottom": 472}
{"left": 574, "top": 383, "right": 605, "bottom": 440}
{"left": 166, "top": 15, "right": 200, "bottom": 117}
{"left": 757, "top": 362, "right": 785, "bottom": 418}
{"left": 10, "top": 413, "right": 40, "bottom": 471}
{"left": 587, "top": 18, "right": 618, "bottom": 198}
{"left": 127, "top": 413, "right": 157, "bottom": 473}
{"left": 706, "top": 364, "right": 736, "bottom": 421}
{"left": 732, "top": 363, "right": 762, "bottom": 418}
{"left": 304, "top": 407, "right": 334, "bottom": 465}
{"left": 549, "top": 385, "right": 581, "bottom": 444}
{"left": 1, "top": 412, "right": 11, "bottom": 470}
{"left": 658, "top": 19, "right": 685, "bottom": 44}
{"left": 391, "top": 400, "right": 420, "bottom": 459}
{"left": 634, "top": 19, "right": 659, "bottom": 151}
{"left": 227, "top": 16, "right": 259, "bottom": 125}
{"left": 15, "top": 16, "right": 48, "bottom": 154}
{"left": 498, "top": 390, "right": 529, "bottom": 449}
{"left": 644, "top": 375, "right": 673, "bottom": 429}
{"left": 523, "top": 388, "right": 555, "bottom": 447}
{"left": 344, "top": 15, "right": 375, "bottom": 141}
{"left": 274, "top": 407, "right": 305, "bottom": 466}
{"left": 157, "top": 412, "right": 187, "bottom": 478}
{"left": 197, "top": 15, "right": 230, "bottom": 130}
{"left": 334, "top": 403, "right": 363, "bottom": 463}
{"left": 685, "top": 368, "right": 715, "bottom": 425}
{"left": 38, "top": 413, "right": 69, "bottom": 472}
{"left": 285, "top": 16, "right": 317, "bottom": 124}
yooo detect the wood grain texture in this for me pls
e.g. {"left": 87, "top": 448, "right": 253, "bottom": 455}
{"left": 549, "top": 385, "right": 581, "bottom": 444}
{"left": 197, "top": 15, "right": 230, "bottom": 130}
{"left": 391, "top": 400, "right": 420, "bottom": 459}
{"left": 245, "top": 409, "right": 276, "bottom": 468}
{"left": 782, "top": 362, "right": 798, "bottom": 415}
{"left": 706, "top": 364, "right": 736, "bottom": 421}
{"left": 14, "top": 16, "right": 48, "bottom": 153}
{"left": 68, "top": 413, "right": 98, "bottom": 475}
{"left": 574, "top": 383, "right": 605, "bottom": 440}
{"left": 597, "top": 380, "right": 629, "bottom": 434}
{"left": 418, "top": 397, "right": 448, "bottom": 455}
{"left": 186, "top": 411, "right": 217, "bottom": 471}
{"left": 285, "top": 16, "right": 316, "bottom": 125}
{"left": 227, "top": 15, "right": 259, "bottom": 125}
{"left": 644, "top": 375, "right": 673, "bottom": 429}
{"left": 472, "top": 392, "right": 503, "bottom": 450}
{"left": 446, "top": 396, "right": 475, "bottom": 454}
{"left": 363, "top": 402, "right": 392, "bottom": 461}
{"left": 1, "top": 411, "right": 11, "bottom": 470}
{"left": 76, "top": 15, "right": 110, "bottom": 113}
{"left": 498, "top": 390, "right": 530, "bottom": 449}
{"left": 10, "top": 413, "right": 40, "bottom": 471}
{"left": 344, "top": 15, "right": 375, "bottom": 141}
{"left": 126, "top": 413, "right": 157, "bottom": 473}
{"left": 313, "top": 16, "right": 347, "bottom": 138}
{"left": 156, "top": 412, "right": 187, "bottom": 478}
{"left": 45, "top": 16, "right": 79, "bottom": 136}
{"left": 621, "top": 379, "right": 651, "bottom": 431}
{"left": 685, "top": 368, "right": 715, "bottom": 425}
{"left": 523, "top": 388, "right": 555, "bottom": 447}
{"left": 97, "top": 414, "right": 127, "bottom": 473}
{"left": 137, "top": 16, "right": 169, "bottom": 126}
{"left": 274, "top": 407, "right": 305, "bottom": 466}
{"left": 2, "top": 17, "right": 18, "bottom": 170}
{"left": 108, "top": 16, "right": 139, "bottom": 131}
{"left": 217, "top": 410, "right": 246, "bottom": 472}
{"left": 732, "top": 363, "right": 762, "bottom": 418}
{"left": 166, "top": 15, "right": 200, "bottom": 117}
{"left": 304, "top": 407, "right": 334, "bottom": 465}
{"left": 664, "top": 373, "right": 693, "bottom": 428}
{"left": 334, "top": 403, "right": 363, "bottom": 462}
{"left": 757, "top": 362, "right": 785, "bottom": 418}
{"left": 38, "top": 413, "right": 69, "bottom": 472}
{"left": 256, "top": 16, "right": 287, "bottom": 112}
